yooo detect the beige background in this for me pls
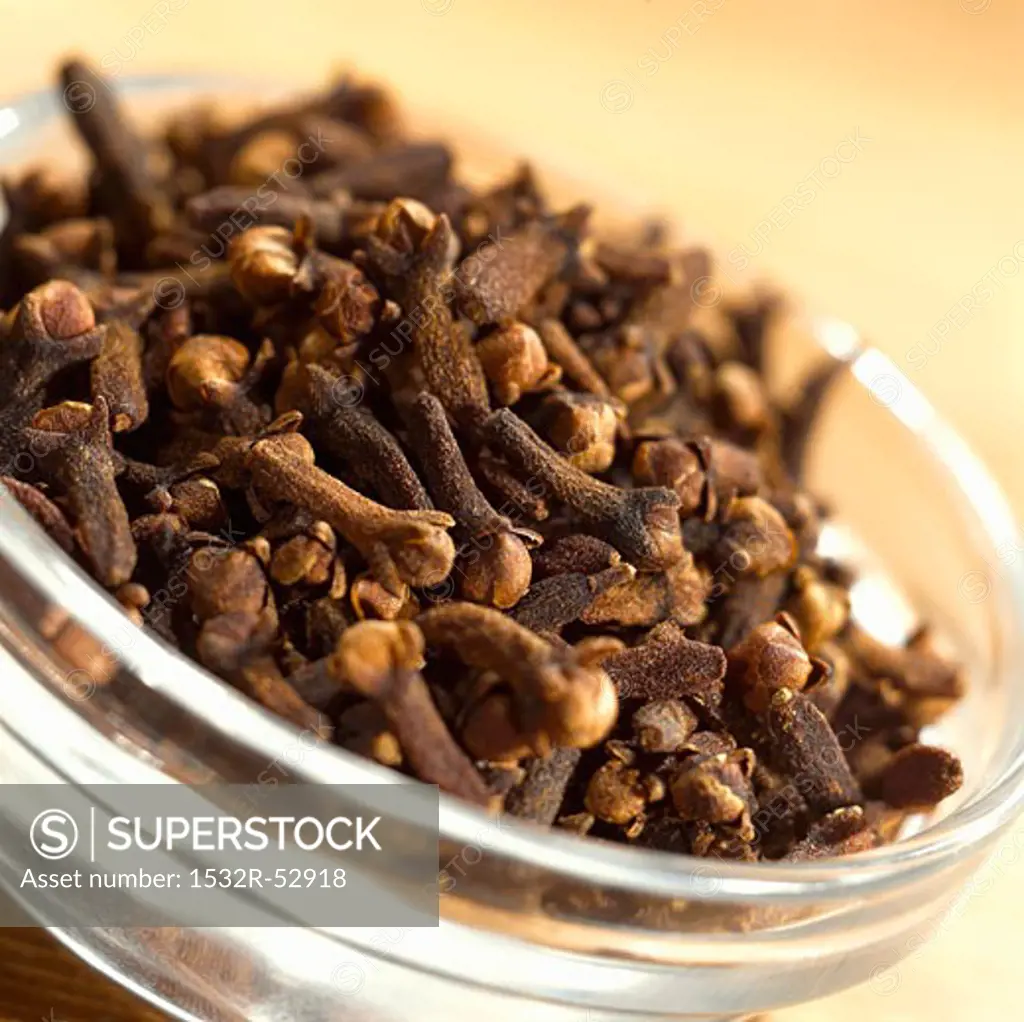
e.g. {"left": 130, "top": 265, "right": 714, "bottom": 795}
{"left": 2, "top": 0, "right": 1023, "bottom": 1018}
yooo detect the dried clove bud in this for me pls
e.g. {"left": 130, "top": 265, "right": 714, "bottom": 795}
{"left": 632, "top": 437, "right": 708, "bottom": 518}
{"left": 0, "top": 280, "right": 104, "bottom": 456}
{"left": 456, "top": 207, "right": 589, "bottom": 325}
{"left": 728, "top": 613, "right": 817, "bottom": 713}
{"left": 879, "top": 744, "right": 963, "bottom": 811}
{"left": 311, "top": 143, "right": 453, "bottom": 202}
{"left": 477, "top": 321, "right": 558, "bottom": 405}
{"left": 167, "top": 334, "right": 270, "bottom": 435}
{"left": 228, "top": 225, "right": 301, "bottom": 304}
{"left": 580, "top": 551, "right": 709, "bottom": 628}
{"left": 484, "top": 408, "right": 683, "bottom": 570}
{"left": 196, "top": 608, "right": 330, "bottom": 739}
{"left": 0, "top": 477, "right": 75, "bottom": 552}
{"left": 538, "top": 391, "right": 620, "bottom": 474}
{"left": 671, "top": 750, "right": 757, "bottom": 841}
{"left": 765, "top": 688, "right": 862, "bottom": 815}
{"left": 27, "top": 398, "right": 136, "bottom": 586}
{"left": 268, "top": 520, "right": 338, "bottom": 589}
{"left": 584, "top": 759, "right": 648, "bottom": 825}
{"left": 714, "top": 496, "right": 796, "bottom": 578}
{"left": 417, "top": 602, "right": 617, "bottom": 754}
{"left": 91, "top": 319, "right": 148, "bottom": 432}
{"left": 531, "top": 534, "right": 621, "bottom": 580}
{"left": 247, "top": 431, "right": 456, "bottom": 594}
{"left": 368, "top": 206, "right": 490, "bottom": 432}
{"left": 784, "top": 806, "right": 878, "bottom": 860}
{"left": 59, "top": 58, "right": 172, "bottom": 248}
{"left": 603, "top": 625, "right": 726, "bottom": 713}
{"left": 402, "top": 391, "right": 534, "bottom": 608}
{"left": 511, "top": 563, "right": 636, "bottom": 633}
{"left": 187, "top": 187, "right": 384, "bottom": 249}
{"left": 504, "top": 747, "right": 581, "bottom": 826}
{"left": 784, "top": 565, "right": 849, "bottom": 652}
{"left": 328, "top": 620, "right": 492, "bottom": 805}
{"left": 298, "top": 363, "right": 432, "bottom": 511}
{"left": 632, "top": 699, "right": 700, "bottom": 753}
{"left": 713, "top": 361, "right": 773, "bottom": 436}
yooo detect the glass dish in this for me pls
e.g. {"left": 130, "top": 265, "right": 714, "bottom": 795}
{"left": 1, "top": 76, "right": 1023, "bottom": 1022}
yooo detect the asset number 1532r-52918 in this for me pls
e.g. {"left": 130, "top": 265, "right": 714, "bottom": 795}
{"left": 189, "top": 868, "right": 347, "bottom": 889}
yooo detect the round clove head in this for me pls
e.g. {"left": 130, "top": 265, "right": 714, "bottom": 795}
{"left": 30, "top": 279, "right": 97, "bottom": 340}
{"left": 390, "top": 526, "right": 458, "bottom": 591}
{"left": 167, "top": 477, "right": 228, "bottom": 532}
{"left": 477, "top": 322, "right": 554, "bottom": 406}
{"left": 543, "top": 391, "right": 619, "bottom": 473}
{"left": 786, "top": 565, "right": 850, "bottom": 651}
{"left": 313, "top": 257, "right": 380, "bottom": 342}
{"left": 714, "top": 361, "right": 772, "bottom": 433}
{"left": 632, "top": 698, "right": 699, "bottom": 753}
{"left": 375, "top": 197, "right": 438, "bottom": 251}
{"left": 533, "top": 656, "right": 619, "bottom": 750}
{"left": 671, "top": 750, "right": 756, "bottom": 836}
{"left": 635, "top": 494, "right": 687, "bottom": 571}
{"left": 229, "top": 225, "right": 300, "bottom": 304}
{"left": 167, "top": 335, "right": 251, "bottom": 411}
{"left": 228, "top": 130, "right": 300, "bottom": 186}
{"left": 728, "top": 614, "right": 813, "bottom": 713}
{"left": 194, "top": 607, "right": 278, "bottom": 674}
{"left": 719, "top": 496, "right": 797, "bottom": 578}
{"left": 632, "top": 437, "right": 705, "bottom": 517}
{"left": 270, "top": 521, "right": 337, "bottom": 587}
{"left": 584, "top": 760, "right": 647, "bottom": 825}
{"left": 458, "top": 531, "right": 533, "bottom": 609}
{"left": 328, "top": 619, "right": 425, "bottom": 700}
{"left": 188, "top": 546, "right": 271, "bottom": 621}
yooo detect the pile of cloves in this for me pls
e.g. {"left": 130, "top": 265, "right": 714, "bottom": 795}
{"left": 0, "top": 58, "right": 965, "bottom": 861}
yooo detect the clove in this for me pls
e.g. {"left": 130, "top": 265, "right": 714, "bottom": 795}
{"left": 247, "top": 431, "right": 456, "bottom": 594}
{"left": 328, "top": 620, "right": 492, "bottom": 805}
{"left": 484, "top": 408, "right": 683, "bottom": 570}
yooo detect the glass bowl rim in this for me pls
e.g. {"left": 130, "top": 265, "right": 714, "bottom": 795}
{"left": 2, "top": 72, "right": 1023, "bottom": 907}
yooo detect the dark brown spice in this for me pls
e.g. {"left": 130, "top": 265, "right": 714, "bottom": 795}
{"left": 27, "top": 398, "right": 137, "bottom": 586}
{"left": 765, "top": 688, "right": 862, "bottom": 815}
{"left": 329, "top": 620, "right": 493, "bottom": 805}
{"left": 401, "top": 391, "right": 535, "bottom": 608}
{"left": 505, "top": 747, "right": 582, "bottom": 826}
{"left": 632, "top": 699, "right": 700, "bottom": 754}
{"left": 298, "top": 364, "right": 432, "bottom": 511}
{"left": 484, "top": 408, "right": 683, "bottom": 570}
{"left": 91, "top": 319, "right": 148, "bottom": 432}
{"left": 535, "top": 317, "right": 613, "bottom": 399}
{"left": 603, "top": 626, "right": 727, "bottom": 712}
{"left": 418, "top": 602, "right": 617, "bottom": 756}
{"left": 0, "top": 58, "right": 968, "bottom": 865}
{"left": 368, "top": 204, "right": 490, "bottom": 432}
{"left": 0, "top": 477, "right": 76, "bottom": 552}
{"left": 511, "top": 563, "right": 636, "bottom": 633}
{"left": 783, "top": 806, "right": 878, "bottom": 860}
{"left": 456, "top": 207, "right": 589, "bottom": 325}
{"left": 671, "top": 749, "right": 757, "bottom": 841}
{"left": 879, "top": 744, "right": 964, "bottom": 810}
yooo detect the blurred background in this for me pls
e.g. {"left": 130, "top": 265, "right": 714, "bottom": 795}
{"left": 1, "top": 0, "right": 1022, "bottom": 1018}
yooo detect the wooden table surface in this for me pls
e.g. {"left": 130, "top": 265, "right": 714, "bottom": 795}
{"left": 2, "top": 1, "right": 1023, "bottom": 1019}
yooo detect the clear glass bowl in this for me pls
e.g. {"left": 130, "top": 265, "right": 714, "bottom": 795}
{"left": 1, "top": 76, "right": 1023, "bottom": 1022}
